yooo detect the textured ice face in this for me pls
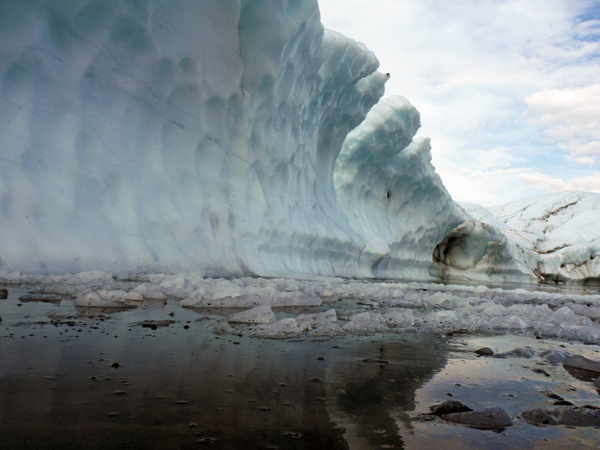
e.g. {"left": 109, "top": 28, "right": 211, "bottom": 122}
{"left": 0, "top": 0, "right": 462, "bottom": 281}
{"left": 1, "top": 1, "right": 596, "bottom": 284}
{"left": 335, "top": 96, "right": 463, "bottom": 279}
{"left": 0, "top": 0, "right": 390, "bottom": 276}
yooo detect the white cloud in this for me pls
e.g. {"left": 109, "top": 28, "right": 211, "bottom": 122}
{"left": 517, "top": 171, "right": 600, "bottom": 192}
{"left": 525, "top": 83, "right": 600, "bottom": 161}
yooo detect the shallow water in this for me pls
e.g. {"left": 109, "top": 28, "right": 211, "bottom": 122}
{"left": 1, "top": 283, "right": 600, "bottom": 449}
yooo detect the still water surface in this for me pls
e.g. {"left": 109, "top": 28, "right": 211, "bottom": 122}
{"left": 1, "top": 283, "right": 599, "bottom": 449}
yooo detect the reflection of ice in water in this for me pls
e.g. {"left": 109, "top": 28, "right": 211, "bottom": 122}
{"left": 0, "top": 285, "right": 447, "bottom": 449}
{"left": 322, "top": 335, "right": 447, "bottom": 449}
{"left": 1, "top": 283, "right": 600, "bottom": 448}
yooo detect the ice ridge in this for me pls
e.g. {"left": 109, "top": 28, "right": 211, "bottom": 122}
{"left": 0, "top": 0, "right": 460, "bottom": 280}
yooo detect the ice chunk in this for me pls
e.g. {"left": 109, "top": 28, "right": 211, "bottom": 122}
{"left": 296, "top": 309, "right": 337, "bottom": 329}
{"left": 255, "top": 318, "right": 307, "bottom": 336}
{"left": 75, "top": 292, "right": 103, "bottom": 307}
{"left": 226, "top": 305, "right": 275, "bottom": 324}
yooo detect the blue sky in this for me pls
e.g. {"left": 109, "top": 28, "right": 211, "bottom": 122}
{"left": 319, "top": 0, "right": 600, "bottom": 206}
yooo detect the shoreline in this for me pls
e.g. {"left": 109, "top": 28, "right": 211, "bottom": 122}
{"left": 1, "top": 282, "right": 600, "bottom": 449}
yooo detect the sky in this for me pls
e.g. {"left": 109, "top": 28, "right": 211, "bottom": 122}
{"left": 318, "top": 0, "right": 600, "bottom": 206}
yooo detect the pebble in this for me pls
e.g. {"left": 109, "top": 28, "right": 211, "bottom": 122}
{"left": 429, "top": 401, "right": 473, "bottom": 416}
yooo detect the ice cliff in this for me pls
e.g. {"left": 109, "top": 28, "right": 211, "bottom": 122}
{"left": 0, "top": 0, "right": 460, "bottom": 278}
{"left": 0, "top": 0, "right": 597, "bottom": 284}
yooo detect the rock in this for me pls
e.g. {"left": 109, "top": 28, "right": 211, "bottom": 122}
{"left": 521, "top": 408, "right": 558, "bottom": 425}
{"left": 286, "top": 432, "right": 303, "bottom": 439}
{"left": 545, "top": 392, "right": 564, "bottom": 401}
{"left": 0, "top": 289, "right": 7, "bottom": 299}
{"left": 557, "top": 406, "right": 600, "bottom": 427}
{"left": 496, "top": 347, "right": 536, "bottom": 358}
{"left": 429, "top": 401, "right": 473, "bottom": 416}
{"left": 532, "top": 368, "right": 550, "bottom": 377}
{"left": 594, "top": 377, "right": 600, "bottom": 389}
{"left": 562, "top": 355, "right": 600, "bottom": 374}
{"left": 539, "top": 348, "right": 570, "bottom": 364}
{"left": 140, "top": 320, "right": 173, "bottom": 329}
{"left": 475, "top": 347, "right": 494, "bottom": 356}
{"left": 443, "top": 406, "right": 513, "bottom": 428}
{"left": 226, "top": 305, "right": 275, "bottom": 324}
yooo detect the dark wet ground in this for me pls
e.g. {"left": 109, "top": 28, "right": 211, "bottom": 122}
{"left": 1, "top": 284, "right": 600, "bottom": 449}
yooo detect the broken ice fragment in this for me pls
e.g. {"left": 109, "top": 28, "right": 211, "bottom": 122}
{"left": 226, "top": 305, "right": 275, "bottom": 324}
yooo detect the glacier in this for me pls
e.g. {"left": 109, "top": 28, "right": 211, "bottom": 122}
{"left": 0, "top": 0, "right": 598, "bottom": 286}
{"left": 0, "top": 0, "right": 459, "bottom": 279}
{"left": 432, "top": 192, "right": 600, "bottom": 284}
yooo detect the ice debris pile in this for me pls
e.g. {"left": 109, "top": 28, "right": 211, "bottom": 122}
{"left": 7, "top": 270, "right": 600, "bottom": 342}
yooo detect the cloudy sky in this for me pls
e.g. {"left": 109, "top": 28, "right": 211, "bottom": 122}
{"left": 319, "top": 0, "right": 600, "bottom": 206}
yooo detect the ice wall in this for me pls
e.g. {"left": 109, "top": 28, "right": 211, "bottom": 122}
{"left": 0, "top": 0, "right": 400, "bottom": 277}
{"left": 4, "top": 0, "right": 592, "bottom": 283}
{"left": 334, "top": 96, "right": 463, "bottom": 279}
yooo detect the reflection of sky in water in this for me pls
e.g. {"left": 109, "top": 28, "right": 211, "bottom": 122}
{"left": 1, "top": 285, "right": 600, "bottom": 449}
{"left": 406, "top": 334, "right": 600, "bottom": 449}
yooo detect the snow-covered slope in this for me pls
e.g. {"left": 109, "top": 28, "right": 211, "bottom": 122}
{"left": 0, "top": 0, "right": 455, "bottom": 279}
{"left": 490, "top": 192, "right": 600, "bottom": 283}
{"left": 431, "top": 192, "right": 600, "bottom": 284}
